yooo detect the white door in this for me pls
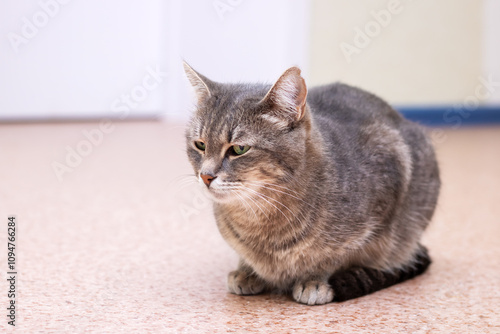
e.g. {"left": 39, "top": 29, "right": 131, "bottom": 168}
{"left": 0, "top": 0, "right": 310, "bottom": 121}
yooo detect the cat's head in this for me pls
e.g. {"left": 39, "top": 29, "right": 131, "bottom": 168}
{"left": 184, "top": 62, "right": 311, "bottom": 204}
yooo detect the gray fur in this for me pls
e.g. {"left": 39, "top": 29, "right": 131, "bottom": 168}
{"left": 184, "top": 63, "right": 440, "bottom": 305}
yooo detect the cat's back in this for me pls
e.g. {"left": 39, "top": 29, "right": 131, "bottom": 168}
{"left": 307, "top": 82, "right": 403, "bottom": 129}
{"left": 307, "top": 82, "right": 440, "bottom": 231}
{"left": 306, "top": 82, "right": 431, "bottom": 153}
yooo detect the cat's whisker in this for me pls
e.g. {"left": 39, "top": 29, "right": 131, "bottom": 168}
{"left": 246, "top": 179, "right": 369, "bottom": 196}
{"left": 168, "top": 175, "right": 200, "bottom": 192}
{"left": 175, "top": 176, "right": 197, "bottom": 185}
{"left": 241, "top": 183, "right": 314, "bottom": 239}
{"left": 168, "top": 173, "right": 197, "bottom": 186}
{"left": 242, "top": 181, "right": 315, "bottom": 234}
{"left": 236, "top": 188, "right": 272, "bottom": 222}
{"left": 245, "top": 180, "right": 303, "bottom": 195}
{"left": 210, "top": 182, "right": 272, "bottom": 223}
{"left": 172, "top": 180, "right": 200, "bottom": 193}
{"left": 244, "top": 180, "right": 316, "bottom": 209}
{"left": 243, "top": 185, "right": 295, "bottom": 216}
{"left": 241, "top": 185, "right": 295, "bottom": 225}
{"left": 245, "top": 180, "right": 303, "bottom": 197}
{"left": 233, "top": 191, "right": 257, "bottom": 219}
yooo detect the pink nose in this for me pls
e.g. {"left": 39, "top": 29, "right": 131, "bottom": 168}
{"left": 200, "top": 174, "right": 216, "bottom": 187}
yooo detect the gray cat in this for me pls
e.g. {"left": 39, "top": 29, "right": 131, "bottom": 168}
{"left": 184, "top": 63, "right": 440, "bottom": 305}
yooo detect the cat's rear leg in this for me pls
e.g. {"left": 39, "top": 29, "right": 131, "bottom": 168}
{"left": 328, "top": 244, "right": 432, "bottom": 302}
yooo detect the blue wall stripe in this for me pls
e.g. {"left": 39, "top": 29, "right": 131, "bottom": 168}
{"left": 396, "top": 106, "right": 500, "bottom": 127}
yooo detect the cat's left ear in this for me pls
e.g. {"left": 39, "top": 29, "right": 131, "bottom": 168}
{"left": 260, "top": 67, "right": 308, "bottom": 124}
{"left": 183, "top": 61, "right": 214, "bottom": 103}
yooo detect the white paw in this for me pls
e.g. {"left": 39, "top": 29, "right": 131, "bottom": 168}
{"left": 227, "top": 270, "right": 266, "bottom": 295}
{"left": 292, "top": 280, "right": 334, "bottom": 305}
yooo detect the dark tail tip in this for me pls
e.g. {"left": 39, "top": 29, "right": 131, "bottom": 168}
{"left": 329, "top": 244, "right": 432, "bottom": 302}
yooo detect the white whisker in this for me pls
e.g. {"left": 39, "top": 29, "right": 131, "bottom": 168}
{"left": 244, "top": 180, "right": 316, "bottom": 209}
{"left": 241, "top": 185, "right": 294, "bottom": 225}
{"left": 236, "top": 188, "right": 272, "bottom": 222}
{"left": 234, "top": 191, "right": 259, "bottom": 221}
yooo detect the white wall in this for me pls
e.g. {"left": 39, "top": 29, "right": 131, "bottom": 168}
{"left": 309, "top": 0, "right": 486, "bottom": 105}
{"left": 483, "top": 0, "right": 500, "bottom": 104}
{"left": 0, "top": 0, "right": 310, "bottom": 121}
{"left": 3, "top": 0, "right": 495, "bottom": 122}
{"left": 0, "top": 0, "right": 165, "bottom": 120}
{"left": 164, "top": 0, "right": 311, "bottom": 120}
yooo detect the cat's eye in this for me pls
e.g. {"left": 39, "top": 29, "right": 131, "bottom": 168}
{"left": 194, "top": 141, "right": 206, "bottom": 151}
{"left": 232, "top": 145, "right": 251, "bottom": 155}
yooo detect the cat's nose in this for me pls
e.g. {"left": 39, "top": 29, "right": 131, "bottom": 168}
{"left": 200, "top": 173, "right": 216, "bottom": 187}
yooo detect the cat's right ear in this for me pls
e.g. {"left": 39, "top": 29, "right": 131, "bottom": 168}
{"left": 259, "top": 67, "right": 308, "bottom": 127}
{"left": 183, "top": 62, "right": 213, "bottom": 103}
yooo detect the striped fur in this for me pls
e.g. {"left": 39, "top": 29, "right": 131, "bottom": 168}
{"left": 184, "top": 64, "right": 440, "bottom": 305}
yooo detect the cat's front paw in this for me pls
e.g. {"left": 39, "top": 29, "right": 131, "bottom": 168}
{"left": 292, "top": 280, "right": 334, "bottom": 305}
{"left": 227, "top": 270, "right": 265, "bottom": 295}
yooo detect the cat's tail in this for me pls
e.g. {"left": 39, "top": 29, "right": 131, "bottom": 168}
{"left": 328, "top": 244, "right": 431, "bottom": 302}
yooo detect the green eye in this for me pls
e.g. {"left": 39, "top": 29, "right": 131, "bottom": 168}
{"left": 232, "top": 145, "right": 251, "bottom": 155}
{"left": 194, "top": 141, "right": 206, "bottom": 151}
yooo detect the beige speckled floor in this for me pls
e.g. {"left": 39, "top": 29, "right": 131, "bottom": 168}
{"left": 0, "top": 121, "right": 499, "bottom": 333}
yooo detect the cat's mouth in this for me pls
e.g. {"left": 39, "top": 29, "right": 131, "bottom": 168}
{"left": 198, "top": 176, "right": 265, "bottom": 204}
{"left": 207, "top": 185, "right": 227, "bottom": 196}
{"left": 201, "top": 180, "right": 241, "bottom": 203}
